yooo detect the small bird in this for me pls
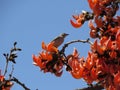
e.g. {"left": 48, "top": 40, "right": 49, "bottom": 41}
{"left": 50, "top": 33, "right": 69, "bottom": 48}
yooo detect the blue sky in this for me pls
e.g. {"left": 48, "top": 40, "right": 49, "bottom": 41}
{"left": 0, "top": 0, "right": 92, "bottom": 90}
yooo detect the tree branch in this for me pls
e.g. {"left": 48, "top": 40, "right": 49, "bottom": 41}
{"left": 60, "top": 38, "right": 93, "bottom": 53}
{"left": 3, "top": 42, "right": 21, "bottom": 76}
{"left": 10, "top": 77, "right": 30, "bottom": 90}
{"left": 9, "top": 65, "right": 14, "bottom": 79}
{"left": 3, "top": 58, "right": 9, "bottom": 76}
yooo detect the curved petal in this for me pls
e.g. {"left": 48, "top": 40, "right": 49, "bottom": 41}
{"left": 95, "top": 16, "right": 103, "bottom": 28}
{"left": 32, "top": 54, "right": 43, "bottom": 68}
{"left": 70, "top": 20, "right": 82, "bottom": 28}
{"left": 88, "top": 20, "right": 96, "bottom": 30}
{"left": 47, "top": 53, "right": 53, "bottom": 61}
{"left": 71, "top": 66, "right": 84, "bottom": 79}
{"left": 114, "top": 72, "right": 120, "bottom": 85}
{"left": 73, "top": 48, "right": 79, "bottom": 57}
{"left": 72, "top": 15, "right": 79, "bottom": 20}
{"left": 47, "top": 42, "right": 58, "bottom": 53}
{"left": 42, "top": 41, "right": 47, "bottom": 50}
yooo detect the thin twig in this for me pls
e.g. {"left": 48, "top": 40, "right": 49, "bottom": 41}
{"left": 66, "top": 38, "right": 93, "bottom": 45}
{"left": 9, "top": 65, "right": 14, "bottom": 79}
{"left": 3, "top": 42, "right": 21, "bottom": 76}
{"left": 61, "top": 52, "right": 72, "bottom": 71}
{"left": 3, "top": 60, "right": 9, "bottom": 76}
{"left": 10, "top": 77, "right": 30, "bottom": 90}
{"left": 60, "top": 38, "right": 93, "bottom": 53}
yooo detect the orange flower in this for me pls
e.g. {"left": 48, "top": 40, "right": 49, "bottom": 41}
{"left": 88, "top": 20, "right": 99, "bottom": 38}
{"left": 114, "top": 72, "right": 120, "bottom": 86}
{"left": 70, "top": 59, "right": 84, "bottom": 79}
{"left": 84, "top": 52, "right": 95, "bottom": 70}
{"left": 70, "top": 14, "right": 84, "bottom": 28}
{"left": 40, "top": 51, "right": 53, "bottom": 61}
{"left": 32, "top": 51, "right": 53, "bottom": 68}
{"left": 0, "top": 76, "right": 4, "bottom": 82}
{"left": 68, "top": 48, "right": 84, "bottom": 79}
{"left": 100, "top": 36, "right": 108, "bottom": 45}
{"left": 42, "top": 41, "right": 58, "bottom": 53}
{"left": 33, "top": 52, "right": 64, "bottom": 77}
{"left": 88, "top": 0, "right": 98, "bottom": 10}
{"left": 109, "top": 51, "right": 117, "bottom": 59}
{"left": 32, "top": 54, "right": 43, "bottom": 68}
{"left": 100, "top": 36, "right": 117, "bottom": 51}
{"left": 33, "top": 41, "right": 65, "bottom": 77}
{"left": 116, "top": 31, "right": 120, "bottom": 50}
{"left": 88, "top": 20, "right": 96, "bottom": 30}
{"left": 106, "top": 85, "right": 116, "bottom": 90}
{"left": 91, "top": 67, "right": 97, "bottom": 80}
{"left": 82, "top": 52, "right": 98, "bottom": 83}
{"left": 88, "top": 0, "right": 103, "bottom": 16}
{"left": 91, "top": 40, "right": 106, "bottom": 55}
{"left": 95, "top": 16, "right": 103, "bottom": 28}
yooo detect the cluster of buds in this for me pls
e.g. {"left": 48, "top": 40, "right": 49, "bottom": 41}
{"left": 3, "top": 42, "right": 22, "bottom": 64}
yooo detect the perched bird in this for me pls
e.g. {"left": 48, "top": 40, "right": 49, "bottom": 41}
{"left": 50, "top": 33, "right": 69, "bottom": 48}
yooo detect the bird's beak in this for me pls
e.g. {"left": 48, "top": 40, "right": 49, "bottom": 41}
{"left": 65, "top": 33, "right": 69, "bottom": 36}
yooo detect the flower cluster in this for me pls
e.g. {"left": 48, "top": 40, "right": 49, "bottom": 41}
{"left": 33, "top": 0, "right": 120, "bottom": 89}
{"left": 70, "top": 11, "right": 94, "bottom": 28}
{"left": 68, "top": 32, "right": 120, "bottom": 88}
{"left": 0, "top": 71, "right": 13, "bottom": 90}
{"left": 32, "top": 42, "right": 64, "bottom": 77}
{"left": 88, "top": 0, "right": 120, "bottom": 39}
{"left": 67, "top": 48, "right": 84, "bottom": 79}
{"left": 68, "top": 49, "right": 98, "bottom": 83}
{"left": 69, "top": 0, "right": 120, "bottom": 90}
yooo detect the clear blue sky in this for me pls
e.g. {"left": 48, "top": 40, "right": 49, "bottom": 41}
{"left": 0, "top": 0, "right": 92, "bottom": 90}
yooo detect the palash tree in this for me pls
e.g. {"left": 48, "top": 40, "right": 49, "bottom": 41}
{"left": 0, "top": 0, "right": 120, "bottom": 90}
{"left": 33, "top": 0, "right": 120, "bottom": 90}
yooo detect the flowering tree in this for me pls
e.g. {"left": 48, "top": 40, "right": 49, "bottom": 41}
{"left": 1, "top": 0, "right": 120, "bottom": 90}
{"left": 33, "top": 0, "right": 120, "bottom": 90}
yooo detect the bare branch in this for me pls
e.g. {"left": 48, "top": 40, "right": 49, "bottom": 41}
{"left": 3, "top": 59, "right": 9, "bottom": 76}
{"left": 60, "top": 38, "right": 93, "bottom": 53}
{"left": 10, "top": 77, "right": 30, "bottom": 90}
{"left": 9, "top": 65, "right": 14, "bottom": 79}
{"left": 3, "top": 42, "right": 21, "bottom": 76}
